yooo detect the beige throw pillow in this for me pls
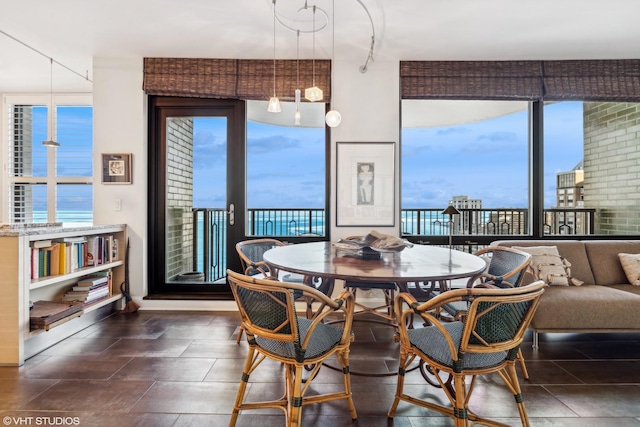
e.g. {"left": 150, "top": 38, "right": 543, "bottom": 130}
{"left": 618, "top": 253, "right": 640, "bottom": 286}
{"left": 512, "top": 245, "right": 583, "bottom": 286}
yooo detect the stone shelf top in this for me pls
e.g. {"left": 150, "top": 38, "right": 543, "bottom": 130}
{"left": 0, "top": 223, "right": 126, "bottom": 238}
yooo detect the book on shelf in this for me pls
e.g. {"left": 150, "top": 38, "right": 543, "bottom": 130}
{"left": 30, "top": 300, "right": 83, "bottom": 330}
{"left": 58, "top": 242, "right": 67, "bottom": 275}
{"left": 31, "top": 247, "right": 39, "bottom": 279}
{"left": 47, "top": 243, "right": 61, "bottom": 276}
{"left": 86, "top": 236, "right": 97, "bottom": 267}
{"left": 30, "top": 239, "right": 53, "bottom": 249}
{"left": 62, "top": 236, "right": 87, "bottom": 244}
{"left": 62, "top": 287, "right": 110, "bottom": 303}
{"left": 72, "top": 282, "right": 108, "bottom": 292}
{"left": 76, "top": 275, "right": 109, "bottom": 287}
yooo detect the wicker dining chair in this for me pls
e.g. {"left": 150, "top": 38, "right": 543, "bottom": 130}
{"left": 439, "top": 246, "right": 533, "bottom": 378}
{"left": 227, "top": 269, "right": 357, "bottom": 427}
{"left": 234, "top": 239, "right": 335, "bottom": 343}
{"left": 235, "top": 238, "right": 286, "bottom": 279}
{"left": 388, "top": 280, "right": 545, "bottom": 427}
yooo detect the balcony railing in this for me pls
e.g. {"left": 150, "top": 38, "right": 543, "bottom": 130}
{"left": 401, "top": 208, "right": 595, "bottom": 236}
{"left": 191, "top": 207, "right": 596, "bottom": 282}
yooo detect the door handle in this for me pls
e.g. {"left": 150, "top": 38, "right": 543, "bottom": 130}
{"left": 228, "top": 204, "right": 235, "bottom": 226}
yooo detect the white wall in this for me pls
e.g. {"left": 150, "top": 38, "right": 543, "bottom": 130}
{"left": 92, "top": 58, "right": 150, "bottom": 307}
{"left": 329, "top": 58, "right": 400, "bottom": 241}
{"left": 91, "top": 57, "right": 400, "bottom": 310}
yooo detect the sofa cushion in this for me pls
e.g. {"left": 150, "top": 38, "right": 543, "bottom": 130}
{"left": 492, "top": 240, "right": 595, "bottom": 285}
{"left": 530, "top": 285, "right": 640, "bottom": 331}
{"left": 583, "top": 241, "right": 640, "bottom": 286}
{"left": 618, "top": 253, "right": 640, "bottom": 286}
{"left": 512, "top": 245, "right": 583, "bottom": 286}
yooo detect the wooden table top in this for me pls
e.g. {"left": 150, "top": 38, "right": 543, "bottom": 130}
{"left": 263, "top": 241, "right": 487, "bottom": 284}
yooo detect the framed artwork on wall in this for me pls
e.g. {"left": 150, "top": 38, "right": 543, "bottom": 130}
{"left": 101, "top": 153, "right": 132, "bottom": 184}
{"left": 336, "top": 141, "right": 395, "bottom": 227}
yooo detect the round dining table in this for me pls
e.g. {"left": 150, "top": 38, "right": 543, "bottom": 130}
{"left": 263, "top": 241, "right": 487, "bottom": 378}
{"left": 262, "top": 241, "right": 487, "bottom": 290}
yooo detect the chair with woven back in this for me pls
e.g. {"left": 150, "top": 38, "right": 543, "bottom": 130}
{"left": 388, "top": 280, "right": 546, "bottom": 427}
{"left": 234, "top": 239, "right": 335, "bottom": 343}
{"left": 440, "top": 246, "right": 533, "bottom": 320}
{"left": 235, "top": 238, "right": 285, "bottom": 279}
{"left": 438, "top": 246, "right": 533, "bottom": 379}
{"left": 227, "top": 269, "right": 358, "bottom": 427}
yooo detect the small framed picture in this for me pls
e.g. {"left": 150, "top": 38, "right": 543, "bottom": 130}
{"left": 101, "top": 153, "right": 132, "bottom": 184}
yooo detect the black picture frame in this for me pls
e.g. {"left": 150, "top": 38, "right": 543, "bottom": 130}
{"left": 101, "top": 153, "right": 132, "bottom": 184}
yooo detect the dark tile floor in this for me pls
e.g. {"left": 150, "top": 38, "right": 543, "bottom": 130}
{"left": 2, "top": 310, "right": 640, "bottom": 426}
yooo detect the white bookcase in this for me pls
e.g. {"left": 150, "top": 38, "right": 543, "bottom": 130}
{"left": 0, "top": 224, "right": 126, "bottom": 366}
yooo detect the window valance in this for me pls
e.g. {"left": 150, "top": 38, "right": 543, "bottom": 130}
{"left": 143, "top": 58, "right": 331, "bottom": 101}
{"left": 401, "top": 59, "right": 640, "bottom": 101}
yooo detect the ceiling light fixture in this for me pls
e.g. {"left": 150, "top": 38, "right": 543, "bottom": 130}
{"left": 304, "top": 5, "right": 323, "bottom": 102}
{"left": 294, "top": 30, "right": 301, "bottom": 125}
{"left": 356, "top": 0, "right": 375, "bottom": 73}
{"left": 42, "top": 58, "right": 60, "bottom": 148}
{"left": 267, "top": 0, "right": 281, "bottom": 113}
{"left": 325, "top": 0, "right": 341, "bottom": 128}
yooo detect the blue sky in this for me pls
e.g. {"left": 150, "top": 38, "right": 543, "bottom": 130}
{"left": 31, "top": 101, "right": 583, "bottom": 212}
{"left": 193, "top": 101, "right": 584, "bottom": 210}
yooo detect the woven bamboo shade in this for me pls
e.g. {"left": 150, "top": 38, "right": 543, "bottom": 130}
{"left": 543, "top": 60, "right": 640, "bottom": 101}
{"left": 401, "top": 59, "right": 640, "bottom": 101}
{"left": 143, "top": 57, "right": 330, "bottom": 101}
{"left": 401, "top": 61, "right": 544, "bottom": 100}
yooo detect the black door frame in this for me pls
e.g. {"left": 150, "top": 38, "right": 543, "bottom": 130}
{"left": 147, "top": 96, "right": 245, "bottom": 297}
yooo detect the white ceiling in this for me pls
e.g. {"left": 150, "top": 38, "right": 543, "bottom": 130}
{"left": 2, "top": 0, "right": 640, "bottom": 94}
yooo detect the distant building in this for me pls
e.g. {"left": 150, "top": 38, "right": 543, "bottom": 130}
{"left": 556, "top": 161, "right": 584, "bottom": 208}
{"left": 450, "top": 195, "right": 482, "bottom": 210}
{"left": 449, "top": 195, "right": 482, "bottom": 234}
{"left": 550, "top": 161, "right": 584, "bottom": 234}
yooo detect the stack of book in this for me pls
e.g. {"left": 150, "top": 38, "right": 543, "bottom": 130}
{"left": 62, "top": 275, "right": 110, "bottom": 305}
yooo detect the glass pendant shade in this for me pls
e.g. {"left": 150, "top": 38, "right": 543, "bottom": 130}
{"left": 294, "top": 88, "right": 301, "bottom": 125}
{"left": 305, "top": 86, "right": 323, "bottom": 102}
{"left": 325, "top": 110, "right": 341, "bottom": 127}
{"left": 267, "top": 96, "right": 281, "bottom": 113}
{"left": 42, "top": 139, "right": 60, "bottom": 147}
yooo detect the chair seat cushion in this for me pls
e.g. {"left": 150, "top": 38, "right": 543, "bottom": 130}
{"left": 408, "top": 321, "right": 507, "bottom": 370}
{"left": 256, "top": 317, "right": 344, "bottom": 360}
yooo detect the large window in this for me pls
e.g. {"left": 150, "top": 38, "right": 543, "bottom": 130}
{"left": 401, "top": 99, "right": 640, "bottom": 242}
{"left": 401, "top": 100, "right": 529, "bottom": 239}
{"left": 246, "top": 101, "right": 327, "bottom": 237}
{"left": 4, "top": 95, "right": 93, "bottom": 225}
{"left": 544, "top": 101, "right": 640, "bottom": 235}
{"left": 400, "top": 60, "right": 640, "bottom": 242}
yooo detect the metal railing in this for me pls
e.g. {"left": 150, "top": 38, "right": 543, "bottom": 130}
{"left": 247, "top": 208, "right": 326, "bottom": 236}
{"left": 193, "top": 207, "right": 596, "bottom": 281}
{"left": 401, "top": 208, "right": 595, "bottom": 236}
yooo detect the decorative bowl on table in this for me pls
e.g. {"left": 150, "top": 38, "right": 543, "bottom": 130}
{"left": 333, "top": 231, "right": 413, "bottom": 259}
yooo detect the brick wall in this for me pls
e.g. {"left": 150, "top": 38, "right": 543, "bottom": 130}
{"left": 583, "top": 102, "right": 640, "bottom": 234}
{"left": 166, "top": 117, "right": 195, "bottom": 279}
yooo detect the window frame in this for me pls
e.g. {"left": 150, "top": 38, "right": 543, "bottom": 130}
{"left": 2, "top": 93, "right": 93, "bottom": 224}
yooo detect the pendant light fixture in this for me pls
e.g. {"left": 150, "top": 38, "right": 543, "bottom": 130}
{"left": 42, "top": 57, "right": 60, "bottom": 147}
{"left": 304, "top": 5, "right": 323, "bottom": 102}
{"left": 267, "top": 0, "right": 281, "bottom": 113}
{"left": 325, "top": 0, "right": 341, "bottom": 127}
{"left": 294, "top": 29, "right": 301, "bottom": 125}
